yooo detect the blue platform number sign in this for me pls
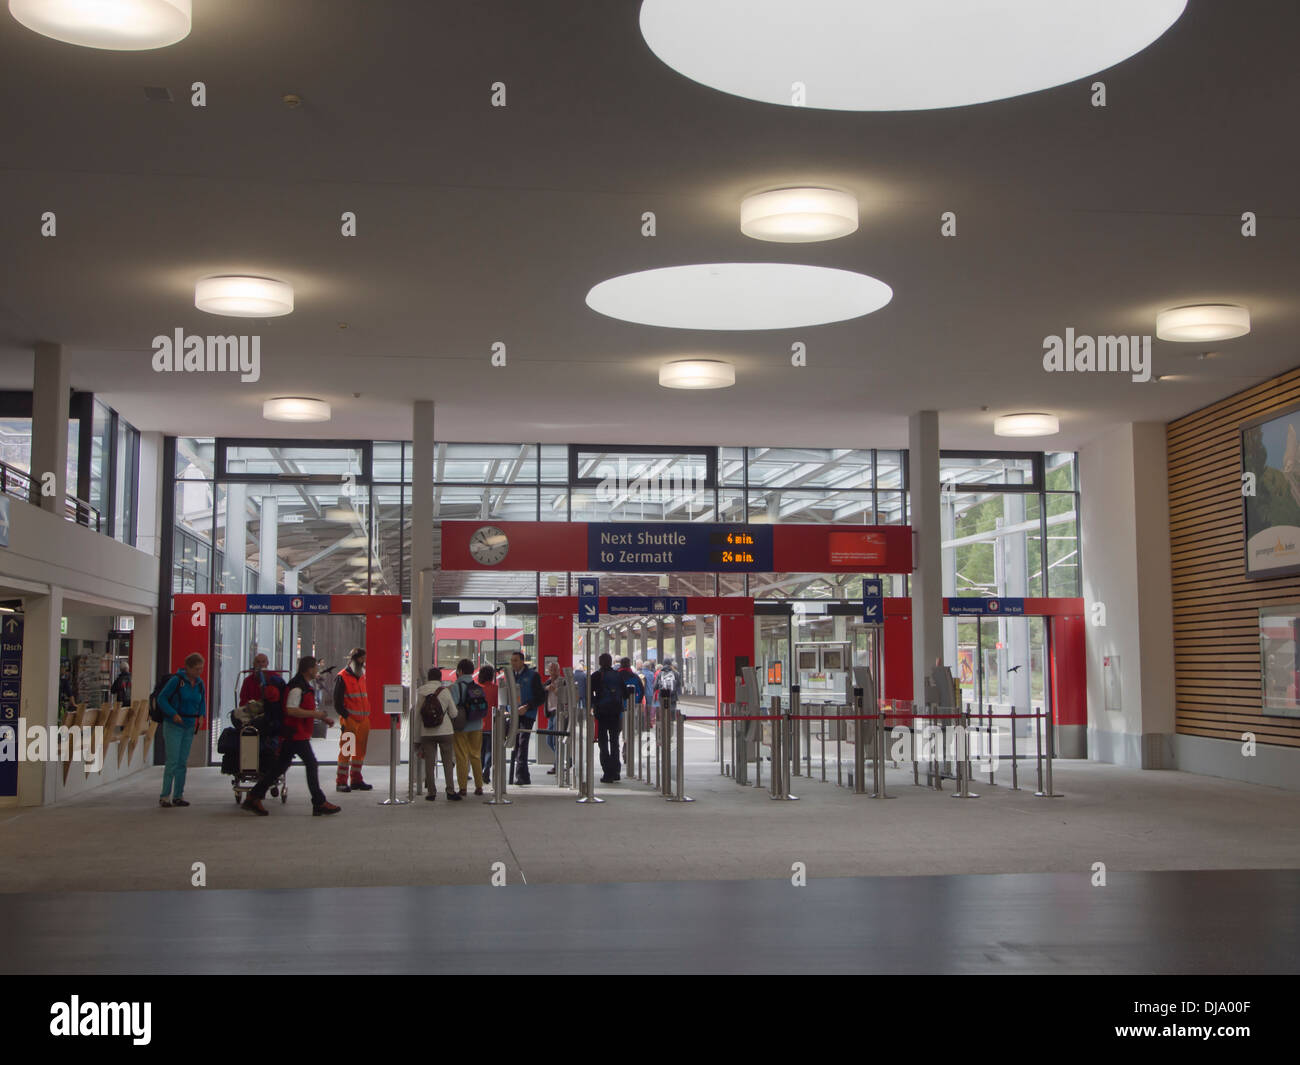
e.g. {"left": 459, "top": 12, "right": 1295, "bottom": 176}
{"left": 862, "top": 579, "right": 884, "bottom": 623}
{"left": 0, "top": 614, "right": 22, "bottom": 797}
{"left": 578, "top": 577, "right": 600, "bottom": 625}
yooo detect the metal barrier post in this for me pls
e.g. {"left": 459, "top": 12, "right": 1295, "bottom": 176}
{"left": 660, "top": 696, "right": 673, "bottom": 798}
{"left": 668, "top": 700, "right": 694, "bottom": 803}
{"left": 790, "top": 686, "right": 801, "bottom": 777}
{"left": 380, "top": 706, "right": 410, "bottom": 806}
{"left": 487, "top": 704, "right": 511, "bottom": 805}
{"left": 768, "top": 696, "right": 780, "bottom": 798}
{"left": 1009, "top": 704, "right": 1020, "bottom": 791}
{"left": 1039, "top": 705, "right": 1062, "bottom": 798}
{"left": 852, "top": 688, "right": 867, "bottom": 795}
{"left": 1033, "top": 709, "right": 1045, "bottom": 796}
{"left": 835, "top": 703, "right": 843, "bottom": 787}
{"left": 577, "top": 705, "right": 603, "bottom": 804}
{"left": 951, "top": 703, "right": 978, "bottom": 799}
{"left": 987, "top": 701, "right": 997, "bottom": 787}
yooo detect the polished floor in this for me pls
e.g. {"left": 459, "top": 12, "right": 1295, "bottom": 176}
{"left": 4, "top": 869, "right": 1296, "bottom": 974}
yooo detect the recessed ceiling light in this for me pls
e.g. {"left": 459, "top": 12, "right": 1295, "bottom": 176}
{"left": 640, "top": 0, "right": 1186, "bottom": 111}
{"left": 1155, "top": 304, "right": 1250, "bottom": 342}
{"left": 994, "top": 413, "right": 1059, "bottom": 437}
{"left": 659, "top": 359, "right": 735, "bottom": 389}
{"left": 9, "top": 0, "right": 191, "bottom": 50}
{"left": 586, "top": 263, "right": 892, "bottom": 330}
{"left": 196, "top": 276, "right": 294, "bottom": 317}
{"left": 741, "top": 187, "right": 857, "bottom": 242}
{"left": 263, "top": 397, "right": 330, "bottom": 422}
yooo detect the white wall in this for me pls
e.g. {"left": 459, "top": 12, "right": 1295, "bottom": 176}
{"left": 1078, "top": 423, "right": 1176, "bottom": 768}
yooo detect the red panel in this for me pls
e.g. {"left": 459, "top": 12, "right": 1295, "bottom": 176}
{"left": 535, "top": 613, "right": 573, "bottom": 730}
{"left": 883, "top": 611, "right": 913, "bottom": 704}
{"left": 365, "top": 613, "right": 403, "bottom": 730}
{"left": 441, "top": 521, "right": 588, "bottom": 572}
{"left": 1049, "top": 615, "right": 1087, "bottom": 727}
{"left": 716, "top": 613, "right": 755, "bottom": 710}
{"left": 331, "top": 595, "right": 403, "bottom": 614}
{"left": 169, "top": 608, "right": 211, "bottom": 728}
{"left": 772, "top": 524, "right": 912, "bottom": 574}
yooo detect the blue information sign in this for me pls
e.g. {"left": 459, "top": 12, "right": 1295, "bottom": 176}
{"left": 862, "top": 579, "right": 883, "bottom": 623}
{"left": 578, "top": 578, "right": 600, "bottom": 624}
{"left": 246, "top": 594, "right": 331, "bottom": 614}
{"left": 947, "top": 597, "right": 1026, "bottom": 617}
{"left": 607, "top": 596, "right": 688, "bottom": 616}
{"left": 588, "top": 523, "right": 773, "bottom": 573}
{"left": 0, "top": 614, "right": 22, "bottom": 797}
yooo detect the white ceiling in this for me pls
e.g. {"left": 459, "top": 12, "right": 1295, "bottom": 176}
{"left": 0, "top": 0, "right": 1296, "bottom": 450}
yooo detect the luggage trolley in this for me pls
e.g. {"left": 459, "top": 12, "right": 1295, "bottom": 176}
{"left": 226, "top": 669, "right": 288, "bottom": 805}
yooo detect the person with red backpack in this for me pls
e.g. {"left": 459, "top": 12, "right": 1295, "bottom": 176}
{"left": 415, "top": 666, "right": 459, "bottom": 800}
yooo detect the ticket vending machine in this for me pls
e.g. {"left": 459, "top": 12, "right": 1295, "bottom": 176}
{"left": 734, "top": 666, "right": 762, "bottom": 786}
{"left": 795, "top": 641, "right": 851, "bottom": 706}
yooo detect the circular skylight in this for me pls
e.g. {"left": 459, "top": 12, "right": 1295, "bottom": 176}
{"left": 586, "top": 263, "right": 892, "bottom": 330}
{"left": 639, "top": 0, "right": 1187, "bottom": 111}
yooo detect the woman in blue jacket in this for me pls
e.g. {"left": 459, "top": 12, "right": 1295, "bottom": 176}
{"left": 158, "top": 653, "right": 206, "bottom": 807}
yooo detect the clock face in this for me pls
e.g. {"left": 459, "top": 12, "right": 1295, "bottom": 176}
{"left": 468, "top": 526, "right": 509, "bottom": 566}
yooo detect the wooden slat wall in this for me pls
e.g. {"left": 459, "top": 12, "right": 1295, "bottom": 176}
{"left": 1168, "top": 366, "right": 1300, "bottom": 748}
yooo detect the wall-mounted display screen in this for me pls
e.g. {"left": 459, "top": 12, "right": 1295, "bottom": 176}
{"left": 1242, "top": 404, "right": 1300, "bottom": 577}
{"left": 1259, "top": 605, "right": 1300, "bottom": 718}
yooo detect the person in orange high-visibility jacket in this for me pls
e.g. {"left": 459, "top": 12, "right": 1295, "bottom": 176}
{"left": 333, "top": 647, "right": 373, "bottom": 792}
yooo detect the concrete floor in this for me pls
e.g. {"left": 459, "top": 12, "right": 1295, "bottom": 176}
{"left": 3, "top": 721, "right": 1298, "bottom": 893}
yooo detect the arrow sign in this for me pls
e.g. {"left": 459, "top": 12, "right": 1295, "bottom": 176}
{"left": 578, "top": 596, "right": 599, "bottom": 624}
{"left": 668, "top": 597, "right": 687, "bottom": 614}
{"left": 3, "top": 618, "right": 19, "bottom": 634}
{"left": 863, "top": 579, "right": 884, "bottom": 624}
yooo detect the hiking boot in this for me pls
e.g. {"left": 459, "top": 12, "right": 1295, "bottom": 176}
{"left": 172, "top": 798, "right": 191, "bottom": 807}
{"left": 158, "top": 797, "right": 171, "bottom": 808}
{"left": 336, "top": 782, "right": 351, "bottom": 793}
{"left": 313, "top": 801, "right": 341, "bottom": 816}
{"left": 446, "top": 792, "right": 463, "bottom": 801}
{"left": 242, "top": 798, "right": 268, "bottom": 816}
{"left": 350, "top": 779, "right": 374, "bottom": 791}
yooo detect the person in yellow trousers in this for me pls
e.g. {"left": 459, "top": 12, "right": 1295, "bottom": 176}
{"left": 333, "top": 647, "right": 374, "bottom": 792}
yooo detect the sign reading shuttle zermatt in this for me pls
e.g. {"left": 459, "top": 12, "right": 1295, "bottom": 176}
{"left": 440, "top": 521, "right": 913, "bottom": 574}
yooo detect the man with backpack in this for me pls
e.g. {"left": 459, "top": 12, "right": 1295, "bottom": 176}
{"left": 415, "top": 666, "right": 459, "bottom": 800}
{"left": 509, "top": 652, "right": 547, "bottom": 786}
{"left": 242, "top": 656, "right": 341, "bottom": 817}
{"left": 591, "top": 653, "right": 632, "bottom": 783}
{"left": 655, "top": 657, "right": 683, "bottom": 710}
{"left": 449, "top": 658, "right": 489, "bottom": 796}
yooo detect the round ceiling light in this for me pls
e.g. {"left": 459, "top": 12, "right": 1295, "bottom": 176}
{"left": 639, "top": 0, "right": 1187, "bottom": 111}
{"left": 659, "top": 359, "right": 735, "bottom": 389}
{"left": 741, "top": 187, "right": 857, "bottom": 242}
{"left": 1155, "top": 304, "right": 1250, "bottom": 342}
{"left": 196, "top": 276, "right": 294, "bottom": 318}
{"left": 586, "top": 263, "right": 892, "bottom": 330}
{"left": 994, "top": 413, "right": 1060, "bottom": 437}
{"left": 9, "top": 0, "right": 191, "bottom": 50}
{"left": 263, "top": 397, "right": 331, "bottom": 423}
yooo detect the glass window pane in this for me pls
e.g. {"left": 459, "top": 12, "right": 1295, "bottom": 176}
{"left": 876, "top": 451, "right": 904, "bottom": 489}
{"left": 540, "top": 445, "right": 566, "bottom": 483}
{"left": 89, "top": 400, "right": 110, "bottom": 515}
{"left": 720, "top": 446, "right": 746, "bottom": 485}
{"left": 372, "top": 441, "right": 404, "bottom": 483}
{"left": 747, "top": 447, "right": 873, "bottom": 490}
{"left": 876, "top": 491, "right": 907, "bottom": 525}
{"left": 223, "top": 444, "right": 364, "bottom": 480}
{"left": 939, "top": 455, "right": 1035, "bottom": 487}
{"left": 437, "top": 443, "right": 536, "bottom": 483}
{"left": 435, "top": 484, "right": 539, "bottom": 522}
{"left": 749, "top": 490, "right": 875, "bottom": 524}
{"left": 1046, "top": 492, "right": 1080, "bottom": 596}
{"left": 570, "top": 486, "right": 716, "bottom": 523}
{"left": 1045, "top": 452, "right": 1076, "bottom": 491}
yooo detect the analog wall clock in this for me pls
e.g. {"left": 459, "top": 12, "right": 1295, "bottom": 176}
{"left": 468, "top": 525, "right": 509, "bottom": 565}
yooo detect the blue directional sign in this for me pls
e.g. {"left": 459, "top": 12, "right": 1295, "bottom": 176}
{"left": 577, "top": 578, "right": 599, "bottom": 625}
{"left": 577, "top": 578, "right": 600, "bottom": 598}
{"left": 606, "top": 596, "right": 689, "bottom": 616}
{"left": 0, "top": 614, "right": 22, "bottom": 797}
{"left": 947, "top": 597, "right": 1026, "bottom": 617}
{"left": 862, "top": 579, "right": 884, "bottom": 624}
{"left": 246, "top": 594, "right": 331, "bottom": 614}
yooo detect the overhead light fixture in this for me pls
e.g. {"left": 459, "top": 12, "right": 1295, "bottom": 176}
{"left": 196, "top": 275, "right": 294, "bottom": 317}
{"left": 659, "top": 359, "right": 735, "bottom": 390}
{"left": 994, "top": 413, "right": 1060, "bottom": 437}
{"left": 9, "top": 0, "right": 191, "bottom": 50}
{"left": 262, "top": 397, "right": 330, "bottom": 422}
{"left": 639, "top": 0, "right": 1187, "bottom": 111}
{"left": 740, "top": 188, "right": 857, "bottom": 242}
{"left": 587, "top": 263, "right": 892, "bottom": 330}
{"left": 1155, "top": 304, "right": 1250, "bottom": 342}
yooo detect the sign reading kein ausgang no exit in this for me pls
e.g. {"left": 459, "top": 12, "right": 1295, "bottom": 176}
{"left": 439, "top": 521, "right": 913, "bottom": 574}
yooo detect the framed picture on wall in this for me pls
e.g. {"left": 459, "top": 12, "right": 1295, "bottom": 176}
{"left": 1258, "top": 605, "right": 1300, "bottom": 718}
{"left": 1242, "top": 402, "right": 1300, "bottom": 578}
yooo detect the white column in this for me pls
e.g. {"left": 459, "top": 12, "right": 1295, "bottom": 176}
{"left": 136, "top": 432, "right": 165, "bottom": 556}
{"left": 256, "top": 494, "right": 278, "bottom": 655}
{"left": 411, "top": 402, "right": 434, "bottom": 691}
{"left": 31, "top": 342, "right": 69, "bottom": 516}
{"left": 909, "top": 411, "right": 944, "bottom": 706}
{"left": 19, "top": 589, "right": 62, "bottom": 806}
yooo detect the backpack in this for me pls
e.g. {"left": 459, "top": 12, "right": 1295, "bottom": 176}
{"left": 258, "top": 677, "right": 287, "bottom": 738}
{"left": 660, "top": 669, "right": 677, "bottom": 695}
{"left": 460, "top": 680, "right": 490, "bottom": 722}
{"left": 148, "top": 672, "right": 178, "bottom": 723}
{"left": 420, "top": 687, "right": 450, "bottom": 729}
{"left": 595, "top": 669, "right": 625, "bottom": 715}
